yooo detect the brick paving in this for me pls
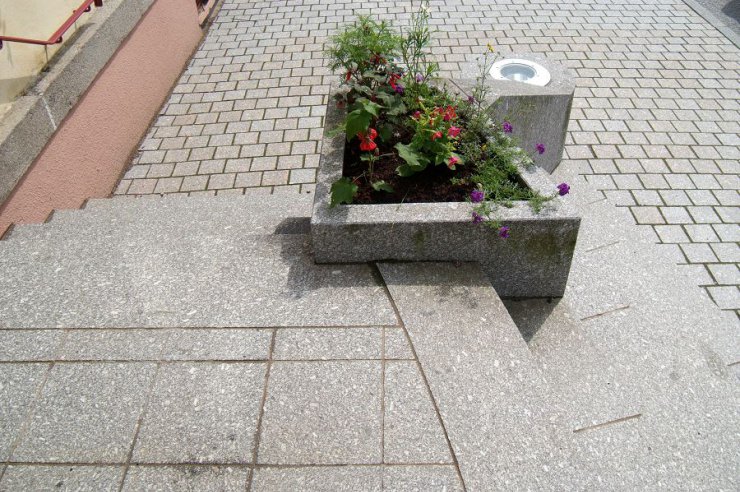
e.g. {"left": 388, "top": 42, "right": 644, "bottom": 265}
{"left": 116, "top": 0, "right": 739, "bottom": 313}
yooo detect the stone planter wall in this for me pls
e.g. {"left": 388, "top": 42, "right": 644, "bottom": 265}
{"left": 311, "top": 89, "right": 580, "bottom": 298}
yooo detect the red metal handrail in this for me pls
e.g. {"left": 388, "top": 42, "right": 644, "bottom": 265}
{"left": 0, "top": 0, "right": 103, "bottom": 50}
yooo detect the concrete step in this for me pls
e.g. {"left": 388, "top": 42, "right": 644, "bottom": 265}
{"left": 5, "top": 194, "right": 313, "bottom": 243}
{"left": 0, "top": 230, "right": 395, "bottom": 329}
{"left": 377, "top": 262, "right": 566, "bottom": 489}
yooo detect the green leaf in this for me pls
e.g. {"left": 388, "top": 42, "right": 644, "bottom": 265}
{"left": 330, "top": 178, "right": 358, "bottom": 207}
{"left": 394, "top": 142, "right": 429, "bottom": 176}
{"left": 377, "top": 124, "right": 393, "bottom": 142}
{"left": 345, "top": 109, "right": 372, "bottom": 140}
{"left": 356, "top": 98, "right": 382, "bottom": 117}
{"left": 386, "top": 102, "right": 407, "bottom": 116}
{"left": 371, "top": 180, "right": 394, "bottom": 193}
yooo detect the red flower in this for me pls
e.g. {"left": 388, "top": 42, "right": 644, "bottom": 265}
{"left": 345, "top": 71, "right": 352, "bottom": 82}
{"left": 389, "top": 73, "right": 401, "bottom": 90}
{"left": 447, "top": 156, "right": 459, "bottom": 169}
{"left": 358, "top": 128, "right": 378, "bottom": 152}
{"left": 412, "top": 111, "right": 421, "bottom": 120}
{"left": 431, "top": 131, "right": 443, "bottom": 141}
{"left": 442, "top": 105, "right": 457, "bottom": 122}
{"left": 447, "top": 126, "right": 461, "bottom": 138}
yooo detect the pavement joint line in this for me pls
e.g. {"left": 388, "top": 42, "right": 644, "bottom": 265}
{"left": 0, "top": 358, "right": 416, "bottom": 363}
{"left": 586, "top": 197, "right": 607, "bottom": 205}
{"left": 245, "top": 328, "right": 276, "bottom": 491}
{"left": 584, "top": 239, "right": 621, "bottom": 253}
{"left": 572, "top": 413, "right": 643, "bottom": 434}
{"left": 372, "top": 264, "right": 468, "bottom": 492}
{"left": 118, "top": 361, "right": 162, "bottom": 492}
{"left": 0, "top": 324, "right": 402, "bottom": 331}
{"left": 727, "top": 360, "right": 740, "bottom": 367}
{"left": 580, "top": 304, "right": 631, "bottom": 322}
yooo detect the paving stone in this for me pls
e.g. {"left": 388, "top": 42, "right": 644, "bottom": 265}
{"left": 258, "top": 361, "right": 382, "bottom": 464}
{"left": 59, "top": 329, "right": 168, "bottom": 360}
{"left": 0, "top": 465, "right": 123, "bottom": 492}
{"left": 707, "top": 286, "right": 740, "bottom": 310}
{"left": 384, "top": 361, "right": 451, "bottom": 464}
{"left": 273, "top": 328, "right": 381, "bottom": 360}
{"left": 631, "top": 206, "right": 664, "bottom": 225}
{"left": 0, "top": 331, "right": 63, "bottom": 361}
{"left": 708, "top": 264, "right": 740, "bottom": 286}
{"left": 378, "top": 263, "right": 558, "bottom": 489}
{"left": 685, "top": 224, "right": 720, "bottom": 243}
{"left": 655, "top": 225, "right": 689, "bottom": 243}
{"left": 160, "top": 329, "right": 270, "bottom": 361}
{"left": 383, "top": 465, "right": 463, "bottom": 492}
{"left": 0, "top": 364, "right": 47, "bottom": 461}
{"left": 385, "top": 328, "right": 414, "bottom": 360}
{"left": 13, "top": 362, "right": 156, "bottom": 462}
{"left": 133, "top": 362, "right": 265, "bottom": 464}
{"left": 121, "top": 465, "right": 249, "bottom": 491}
{"left": 251, "top": 466, "right": 381, "bottom": 492}
{"left": 711, "top": 243, "right": 740, "bottom": 263}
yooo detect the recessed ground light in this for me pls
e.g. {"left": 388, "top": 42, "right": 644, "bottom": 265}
{"left": 490, "top": 58, "right": 551, "bottom": 86}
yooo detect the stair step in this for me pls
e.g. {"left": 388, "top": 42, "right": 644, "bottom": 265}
{"left": 0, "top": 232, "right": 395, "bottom": 329}
{"left": 5, "top": 194, "right": 313, "bottom": 243}
{"left": 377, "top": 262, "right": 561, "bottom": 490}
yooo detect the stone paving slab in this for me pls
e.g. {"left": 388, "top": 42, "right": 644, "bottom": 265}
{"left": 132, "top": 362, "right": 265, "bottom": 464}
{"left": 121, "top": 465, "right": 250, "bottom": 491}
{"left": 0, "top": 465, "right": 123, "bottom": 492}
{"left": 383, "top": 361, "right": 451, "bottom": 464}
{"left": 257, "top": 361, "right": 382, "bottom": 465}
{"left": 273, "top": 327, "right": 382, "bottom": 360}
{"left": 0, "top": 364, "right": 48, "bottom": 461}
{"left": 0, "top": 331, "right": 63, "bottom": 361}
{"left": 0, "top": 232, "right": 396, "bottom": 328}
{"left": 378, "top": 262, "right": 561, "bottom": 490}
{"left": 251, "top": 466, "right": 382, "bottom": 491}
{"left": 12, "top": 362, "right": 156, "bottom": 463}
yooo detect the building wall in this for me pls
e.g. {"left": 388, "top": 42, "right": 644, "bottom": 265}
{"left": 0, "top": 0, "right": 95, "bottom": 115}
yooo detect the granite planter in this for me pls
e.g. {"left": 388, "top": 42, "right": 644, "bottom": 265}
{"left": 311, "top": 84, "right": 581, "bottom": 298}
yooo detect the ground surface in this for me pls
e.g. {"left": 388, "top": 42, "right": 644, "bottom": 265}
{"left": 117, "top": 0, "right": 740, "bottom": 315}
{"left": 1, "top": 1, "right": 738, "bottom": 490}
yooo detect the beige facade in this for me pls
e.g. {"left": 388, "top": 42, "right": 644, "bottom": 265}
{"left": 0, "top": 0, "right": 92, "bottom": 114}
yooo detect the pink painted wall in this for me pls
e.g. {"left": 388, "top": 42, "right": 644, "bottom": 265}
{"left": 0, "top": 0, "right": 202, "bottom": 237}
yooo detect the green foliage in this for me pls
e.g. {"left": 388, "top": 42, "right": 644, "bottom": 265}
{"left": 330, "top": 178, "right": 358, "bottom": 207}
{"left": 326, "top": 16, "right": 402, "bottom": 86}
{"left": 371, "top": 180, "right": 394, "bottom": 193}
{"left": 395, "top": 142, "right": 430, "bottom": 175}
{"left": 399, "top": 0, "right": 438, "bottom": 99}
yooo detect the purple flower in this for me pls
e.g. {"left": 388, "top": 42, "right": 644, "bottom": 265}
{"left": 395, "top": 84, "right": 405, "bottom": 94}
{"left": 472, "top": 212, "right": 484, "bottom": 224}
{"left": 467, "top": 95, "right": 475, "bottom": 103}
{"left": 502, "top": 121, "right": 513, "bottom": 133}
{"left": 416, "top": 73, "right": 424, "bottom": 83}
{"left": 557, "top": 182, "right": 570, "bottom": 196}
{"left": 536, "top": 143, "right": 546, "bottom": 154}
{"left": 498, "top": 226, "right": 510, "bottom": 239}
{"left": 470, "top": 190, "right": 485, "bottom": 203}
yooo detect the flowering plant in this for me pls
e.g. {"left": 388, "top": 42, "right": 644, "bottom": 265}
{"left": 326, "top": 2, "right": 570, "bottom": 238}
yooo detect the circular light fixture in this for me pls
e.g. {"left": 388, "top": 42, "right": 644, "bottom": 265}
{"left": 489, "top": 59, "right": 551, "bottom": 87}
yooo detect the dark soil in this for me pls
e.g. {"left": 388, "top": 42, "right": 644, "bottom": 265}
{"left": 343, "top": 128, "right": 476, "bottom": 204}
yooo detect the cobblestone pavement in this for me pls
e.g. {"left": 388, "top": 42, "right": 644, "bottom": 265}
{"left": 116, "top": 0, "right": 739, "bottom": 313}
